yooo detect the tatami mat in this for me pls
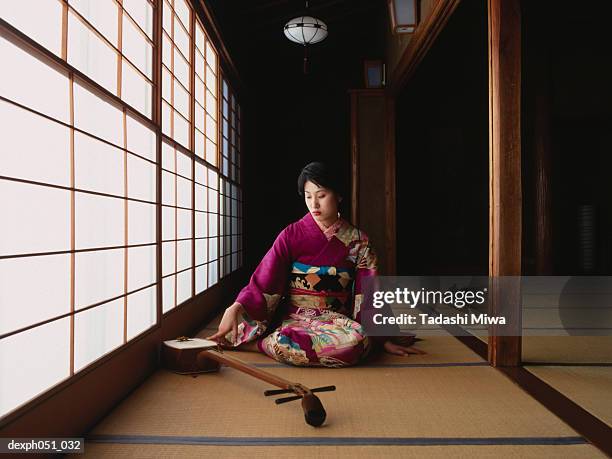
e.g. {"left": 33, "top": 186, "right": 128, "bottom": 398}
{"left": 83, "top": 316, "right": 609, "bottom": 457}
{"left": 522, "top": 336, "right": 612, "bottom": 363}
{"left": 82, "top": 443, "right": 607, "bottom": 458}
{"left": 87, "top": 365, "right": 580, "bottom": 438}
{"left": 526, "top": 365, "right": 612, "bottom": 427}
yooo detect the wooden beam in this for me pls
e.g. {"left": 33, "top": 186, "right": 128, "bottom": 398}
{"left": 387, "top": 0, "right": 461, "bottom": 96}
{"left": 384, "top": 95, "right": 396, "bottom": 275}
{"left": 487, "top": 0, "right": 522, "bottom": 367}
{"left": 350, "top": 92, "right": 359, "bottom": 227}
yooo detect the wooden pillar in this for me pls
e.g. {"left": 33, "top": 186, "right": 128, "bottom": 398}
{"left": 349, "top": 90, "right": 395, "bottom": 275}
{"left": 384, "top": 96, "right": 397, "bottom": 275}
{"left": 487, "top": 0, "right": 522, "bottom": 366}
{"left": 530, "top": 8, "right": 553, "bottom": 276}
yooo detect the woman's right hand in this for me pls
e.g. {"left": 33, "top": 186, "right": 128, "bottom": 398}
{"left": 206, "top": 302, "right": 244, "bottom": 345}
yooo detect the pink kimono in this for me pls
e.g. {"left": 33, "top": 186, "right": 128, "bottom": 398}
{"left": 226, "top": 212, "right": 383, "bottom": 367}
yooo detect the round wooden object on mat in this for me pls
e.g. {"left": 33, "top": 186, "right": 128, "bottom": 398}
{"left": 162, "top": 338, "right": 221, "bottom": 375}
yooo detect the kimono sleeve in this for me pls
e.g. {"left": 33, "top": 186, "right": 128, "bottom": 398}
{"left": 235, "top": 227, "right": 292, "bottom": 322}
{"left": 351, "top": 239, "right": 395, "bottom": 349}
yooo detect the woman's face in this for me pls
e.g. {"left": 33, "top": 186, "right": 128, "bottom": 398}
{"left": 304, "top": 180, "right": 340, "bottom": 225}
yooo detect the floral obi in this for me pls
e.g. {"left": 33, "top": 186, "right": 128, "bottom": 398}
{"left": 287, "top": 262, "right": 353, "bottom": 313}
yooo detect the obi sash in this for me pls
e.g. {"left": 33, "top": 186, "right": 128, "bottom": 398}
{"left": 287, "top": 261, "right": 353, "bottom": 313}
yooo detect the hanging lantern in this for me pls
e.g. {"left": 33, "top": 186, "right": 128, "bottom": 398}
{"left": 283, "top": 16, "right": 328, "bottom": 45}
{"left": 283, "top": 1, "right": 328, "bottom": 74}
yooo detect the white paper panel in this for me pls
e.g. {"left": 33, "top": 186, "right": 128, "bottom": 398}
{"left": 195, "top": 102, "right": 205, "bottom": 132}
{"left": 69, "top": 0, "right": 119, "bottom": 46}
{"left": 176, "top": 239, "right": 191, "bottom": 271}
{"left": 161, "top": 170, "right": 175, "bottom": 206}
{"left": 127, "top": 114, "right": 156, "bottom": 162}
{"left": 206, "top": 66, "right": 216, "bottom": 93}
{"left": 173, "top": 15, "right": 189, "bottom": 58}
{"left": 176, "top": 151, "right": 192, "bottom": 179}
{"left": 208, "top": 187, "right": 218, "bottom": 213}
{"left": 206, "top": 90, "right": 216, "bottom": 119}
{"left": 68, "top": 11, "right": 117, "bottom": 94}
{"left": 176, "top": 268, "right": 192, "bottom": 305}
{"left": 162, "top": 274, "right": 175, "bottom": 312}
{"left": 127, "top": 154, "right": 155, "bottom": 202}
{"left": 0, "top": 33, "right": 69, "bottom": 123}
{"left": 128, "top": 244, "right": 156, "bottom": 292}
{"left": 194, "top": 75, "right": 204, "bottom": 106}
{"left": 161, "top": 100, "right": 171, "bottom": 136}
{"left": 208, "top": 213, "right": 218, "bottom": 237}
{"left": 121, "top": 59, "right": 152, "bottom": 119}
{"left": 205, "top": 114, "right": 216, "bottom": 143}
{"left": 208, "top": 260, "right": 218, "bottom": 286}
{"left": 195, "top": 238, "right": 207, "bottom": 265}
{"left": 75, "top": 192, "right": 124, "bottom": 249}
{"left": 162, "top": 65, "right": 171, "bottom": 102}
{"left": 128, "top": 200, "right": 156, "bottom": 245}
{"left": 173, "top": 78, "right": 189, "bottom": 119}
{"left": 0, "top": 180, "right": 70, "bottom": 256}
{"left": 195, "top": 211, "right": 207, "bottom": 238}
{"left": 207, "top": 169, "right": 218, "bottom": 189}
{"left": 73, "top": 81, "right": 123, "bottom": 147}
{"left": 176, "top": 175, "right": 192, "bottom": 209}
{"left": 206, "top": 138, "right": 217, "bottom": 166}
{"left": 74, "top": 131, "right": 124, "bottom": 197}
{"left": 173, "top": 111, "right": 189, "bottom": 148}
{"left": 195, "top": 50, "right": 204, "bottom": 81}
{"left": 194, "top": 183, "right": 207, "bottom": 211}
{"left": 194, "top": 162, "right": 207, "bottom": 185}
{"left": 162, "top": 0, "right": 172, "bottom": 33}
{"left": 195, "top": 21, "right": 204, "bottom": 53}
{"left": 127, "top": 285, "right": 156, "bottom": 340}
{"left": 195, "top": 130, "right": 205, "bottom": 159}
{"left": 206, "top": 42, "right": 217, "bottom": 71}
{"left": 0, "top": 254, "right": 70, "bottom": 336}
{"left": 208, "top": 237, "right": 218, "bottom": 260}
{"left": 173, "top": 47, "right": 189, "bottom": 89}
{"left": 122, "top": 13, "right": 152, "bottom": 79}
{"left": 161, "top": 142, "right": 174, "bottom": 171}
{"left": 0, "top": 100, "right": 70, "bottom": 187}
{"left": 122, "top": 0, "right": 153, "bottom": 39}
{"left": 162, "top": 241, "right": 175, "bottom": 276}
{"left": 0, "top": 0, "right": 63, "bottom": 56}
{"left": 74, "top": 248, "right": 124, "bottom": 310}
{"left": 74, "top": 298, "right": 123, "bottom": 372}
{"left": 174, "top": 0, "right": 190, "bottom": 32}
{"left": 195, "top": 264, "right": 208, "bottom": 294}
{"left": 177, "top": 208, "right": 192, "bottom": 239}
{"left": 162, "top": 31, "right": 172, "bottom": 67}
{"left": 0, "top": 317, "right": 70, "bottom": 419}
{"left": 162, "top": 205, "right": 175, "bottom": 241}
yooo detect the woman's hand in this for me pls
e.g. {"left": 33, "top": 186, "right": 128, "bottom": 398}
{"left": 207, "top": 302, "right": 244, "bottom": 345}
{"left": 383, "top": 339, "right": 426, "bottom": 356}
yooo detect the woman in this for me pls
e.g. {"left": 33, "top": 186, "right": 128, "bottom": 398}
{"left": 208, "top": 162, "right": 423, "bottom": 367}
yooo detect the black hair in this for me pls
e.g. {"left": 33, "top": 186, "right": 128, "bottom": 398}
{"left": 297, "top": 162, "right": 344, "bottom": 198}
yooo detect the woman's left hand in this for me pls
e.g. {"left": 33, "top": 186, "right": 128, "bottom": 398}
{"left": 383, "top": 339, "right": 426, "bottom": 356}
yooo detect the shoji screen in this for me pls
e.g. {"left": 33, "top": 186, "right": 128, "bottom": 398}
{"left": 220, "top": 77, "right": 243, "bottom": 277}
{"left": 0, "top": 0, "right": 157, "bottom": 419}
{"left": 161, "top": 0, "right": 191, "bottom": 149}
